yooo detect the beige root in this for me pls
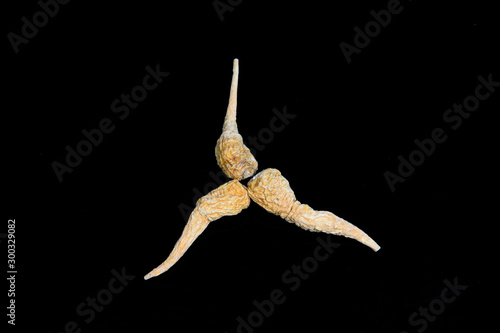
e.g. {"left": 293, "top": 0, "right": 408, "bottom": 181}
{"left": 144, "top": 180, "right": 251, "bottom": 280}
{"left": 144, "top": 60, "right": 381, "bottom": 281}
{"left": 215, "top": 59, "right": 258, "bottom": 180}
{"left": 247, "top": 168, "right": 380, "bottom": 252}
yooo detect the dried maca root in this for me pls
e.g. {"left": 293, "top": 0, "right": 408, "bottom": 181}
{"left": 247, "top": 168, "right": 380, "bottom": 251}
{"left": 215, "top": 59, "right": 258, "bottom": 180}
{"left": 144, "top": 180, "right": 251, "bottom": 280}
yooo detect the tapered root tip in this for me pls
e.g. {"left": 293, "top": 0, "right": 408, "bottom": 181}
{"left": 144, "top": 267, "right": 165, "bottom": 280}
{"left": 338, "top": 219, "right": 380, "bottom": 252}
{"left": 371, "top": 242, "right": 381, "bottom": 252}
{"left": 357, "top": 234, "right": 380, "bottom": 252}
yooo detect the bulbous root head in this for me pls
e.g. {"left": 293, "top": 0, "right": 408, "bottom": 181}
{"left": 215, "top": 59, "right": 258, "bottom": 180}
{"left": 247, "top": 168, "right": 380, "bottom": 252}
{"left": 144, "top": 180, "right": 251, "bottom": 280}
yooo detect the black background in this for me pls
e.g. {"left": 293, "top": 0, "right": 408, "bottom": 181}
{"left": 4, "top": 0, "right": 498, "bottom": 332}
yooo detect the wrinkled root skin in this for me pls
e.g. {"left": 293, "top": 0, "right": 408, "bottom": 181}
{"left": 216, "top": 132, "right": 258, "bottom": 181}
{"left": 246, "top": 168, "right": 297, "bottom": 219}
